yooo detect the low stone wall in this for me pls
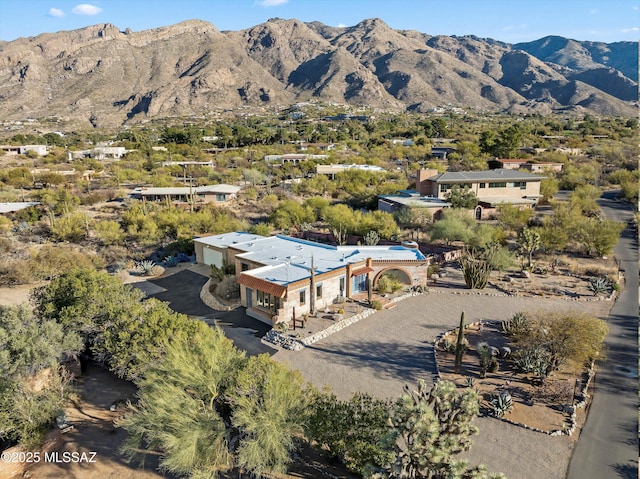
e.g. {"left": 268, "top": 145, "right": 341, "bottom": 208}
{"left": 200, "top": 279, "right": 241, "bottom": 311}
{"left": 300, "top": 308, "right": 376, "bottom": 346}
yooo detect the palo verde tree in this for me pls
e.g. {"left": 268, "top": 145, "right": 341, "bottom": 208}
{"left": 0, "top": 304, "right": 82, "bottom": 448}
{"left": 119, "top": 323, "right": 309, "bottom": 478}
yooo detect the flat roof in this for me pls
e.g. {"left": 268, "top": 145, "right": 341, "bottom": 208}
{"left": 194, "top": 232, "right": 265, "bottom": 248}
{"left": 131, "top": 184, "right": 241, "bottom": 196}
{"left": 0, "top": 202, "right": 39, "bottom": 213}
{"left": 379, "top": 195, "right": 451, "bottom": 209}
{"left": 428, "top": 169, "right": 545, "bottom": 183}
{"left": 199, "top": 234, "right": 426, "bottom": 286}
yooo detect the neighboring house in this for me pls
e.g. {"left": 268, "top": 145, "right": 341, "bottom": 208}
{"left": 70, "top": 146, "right": 127, "bottom": 160}
{"left": 488, "top": 158, "right": 563, "bottom": 173}
{"left": 264, "top": 153, "right": 329, "bottom": 165}
{"left": 130, "top": 184, "right": 241, "bottom": 205}
{"left": 0, "top": 202, "right": 39, "bottom": 214}
{"left": 194, "top": 233, "right": 430, "bottom": 325}
{"left": 0, "top": 145, "right": 48, "bottom": 156}
{"left": 300, "top": 142, "right": 336, "bottom": 151}
{"left": 416, "top": 168, "right": 545, "bottom": 218}
{"left": 316, "top": 164, "right": 385, "bottom": 179}
{"left": 430, "top": 147, "right": 456, "bottom": 160}
{"left": 387, "top": 138, "right": 414, "bottom": 146}
{"left": 378, "top": 190, "right": 450, "bottom": 220}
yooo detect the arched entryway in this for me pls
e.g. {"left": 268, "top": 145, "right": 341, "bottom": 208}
{"left": 474, "top": 205, "right": 482, "bottom": 220}
{"left": 373, "top": 267, "right": 412, "bottom": 287}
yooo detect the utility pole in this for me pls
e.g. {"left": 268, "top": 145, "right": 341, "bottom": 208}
{"left": 309, "top": 255, "right": 316, "bottom": 317}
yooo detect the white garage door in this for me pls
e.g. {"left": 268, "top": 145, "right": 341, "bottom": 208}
{"left": 202, "top": 248, "right": 223, "bottom": 268}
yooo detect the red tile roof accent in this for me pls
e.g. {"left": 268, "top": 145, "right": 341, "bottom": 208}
{"left": 237, "top": 274, "right": 287, "bottom": 297}
{"left": 351, "top": 266, "right": 374, "bottom": 276}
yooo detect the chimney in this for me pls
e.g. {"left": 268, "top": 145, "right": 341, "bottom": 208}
{"left": 417, "top": 168, "right": 438, "bottom": 196}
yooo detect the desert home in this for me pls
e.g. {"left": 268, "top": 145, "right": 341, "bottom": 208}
{"left": 130, "top": 184, "right": 241, "bottom": 205}
{"left": 416, "top": 168, "right": 545, "bottom": 218}
{"left": 194, "top": 232, "right": 430, "bottom": 324}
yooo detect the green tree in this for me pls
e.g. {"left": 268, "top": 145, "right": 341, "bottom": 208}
{"left": 306, "top": 390, "right": 394, "bottom": 475}
{"left": 514, "top": 311, "right": 608, "bottom": 376}
{"left": 0, "top": 304, "right": 82, "bottom": 447}
{"left": 496, "top": 204, "right": 533, "bottom": 236}
{"left": 430, "top": 209, "right": 475, "bottom": 245}
{"left": 446, "top": 185, "right": 478, "bottom": 209}
{"left": 94, "top": 219, "right": 125, "bottom": 245}
{"left": 119, "top": 324, "right": 242, "bottom": 476}
{"left": 539, "top": 177, "right": 559, "bottom": 202}
{"left": 569, "top": 184, "right": 601, "bottom": 217}
{"left": 120, "top": 325, "right": 308, "bottom": 478}
{"left": 574, "top": 218, "right": 625, "bottom": 257}
{"left": 270, "top": 199, "right": 315, "bottom": 230}
{"left": 50, "top": 212, "right": 90, "bottom": 242}
{"left": 232, "top": 354, "right": 308, "bottom": 477}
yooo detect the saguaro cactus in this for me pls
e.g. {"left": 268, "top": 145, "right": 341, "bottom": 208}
{"left": 454, "top": 311, "right": 466, "bottom": 374}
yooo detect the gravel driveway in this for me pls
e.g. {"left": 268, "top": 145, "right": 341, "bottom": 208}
{"left": 273, "top": 291, "right": 613, "bottom": 479}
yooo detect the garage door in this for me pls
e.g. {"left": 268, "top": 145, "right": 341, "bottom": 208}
{"left": 202, "top": 247, "right": 223, "bottom": 268}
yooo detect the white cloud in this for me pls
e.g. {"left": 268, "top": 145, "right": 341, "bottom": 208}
{"left": 622, "top": 27, "right": 640, "bottom": 32}
{"left": 589, "top": 8, "right": 598, "bottom": 14}
{"left": 72, "top": 4, "right": 103, "bottom": 15}
{"left": 337, "top": 23, "right": 347, "bottom": 28}
{"left": 633, "top": 5, "right": 639, "bottom": 9}
{"left": 48, "top": 7, "right": 65, "bottom": 17}
{"left": 255, "top": 0, "right": 288, "bottom": 6}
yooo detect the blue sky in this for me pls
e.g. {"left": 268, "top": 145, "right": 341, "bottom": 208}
{"left": 1, "top": 0, "right": 638, "bottom": 43}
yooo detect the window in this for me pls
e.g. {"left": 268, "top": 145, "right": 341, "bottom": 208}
{"left": 241, "top": 262, "right": 249, "bottom": 272}
{"left": 488, "top": 182, "right": 507, "bottom": 188}
{"left": 299, "top": 290, "right": 306, "bottom": 305}
{"left": 215, "top": 194, "right": 226, "bottom": 202}
{"left": 257, "top": 291, "right": 281, "bottom": 313}
{"left": 439, "top": 184, "right": 450, "bottom": 193}
{"left": 316, "top": 284, "right": 323, "bottom": 299}
{"left": 479, "top": 182, "right": 486, "bottom": 188}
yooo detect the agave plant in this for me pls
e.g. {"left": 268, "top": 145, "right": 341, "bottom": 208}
{"left": 588, "top": 276, "right": 609, "bottom": 296}
{"left": 491, "top": 391, "right": 513, "bottom": 418}
{"left": 502, "top": 311, "right": 530, "bottom": 337}
{"left": 163, "top": 255, "right": 179, "bottom": 267}
{"left": 136, "top": 260, "right": 156, "bottom": 274}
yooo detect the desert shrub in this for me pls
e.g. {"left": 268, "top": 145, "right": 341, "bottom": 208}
{"left": 163, "top": 238, "right": 194, "bottom": 257}
{"left": 216, "top": 275, "right": 240, "bottom": 300}
{"left": 26, "top": 245, "right": 102, "bottom": 281}
{"left": 377, "top": 273, "right": 403, "bottom": 294}
{"left": 0, "top": 258, "right": 34, "bottom": 285}
{"left": 0, "top": 216, "right": 12, "bottom": 232}
{"left": 80, "top": 190, "right": 110, "bottom": 205}
{"left": 371, "top": 300, "right": 383, "bottom": 311}
{"left": 531, "top": 380, "right": 573, "bottom": 404}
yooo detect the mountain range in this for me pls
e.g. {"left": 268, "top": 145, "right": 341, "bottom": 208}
{"left": 0, "top": 18, "right": 636, "bottom": 127}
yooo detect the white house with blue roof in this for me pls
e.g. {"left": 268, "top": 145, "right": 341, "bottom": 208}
{"left": 194, "top": 233, "right": 430, "bottom": 324}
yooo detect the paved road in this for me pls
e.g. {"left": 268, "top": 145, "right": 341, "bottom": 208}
{"left": 143, "top": 269, "right": 276, "bottom": 356}
{"left": 567, "top": 191, "right": 638, "bottom": 479}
